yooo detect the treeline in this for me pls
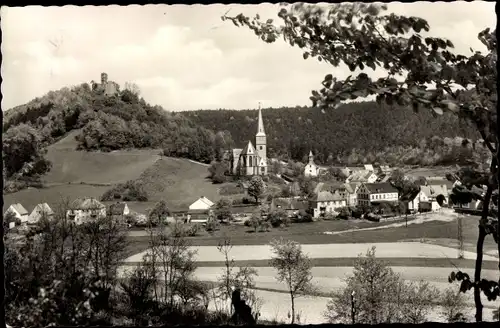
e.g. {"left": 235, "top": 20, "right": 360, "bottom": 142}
{"left": 182, "top": 102, "right": 481, "bottom": 166}
{"left": 2, "top": 82, "right": 236, "bottom": 191}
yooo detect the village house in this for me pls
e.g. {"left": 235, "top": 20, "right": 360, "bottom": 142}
{"left": 304, "top": 151, "right": 320, "bottom": 177}
{"left": 357, "top": 182, "right": 399, "bottom": 207}
{"left": 400, "top": 189, "right": 422, "bottom": 213}
{"left": 4, "top": 203, "right": 29, "bottom": 224}
{"left": 230, "top": 105, "right": 268, "bottom": 176}
{"left": 270, "top": 197, "right": 308, "bottom": 218}
{"left": 347, "top": 170, "right": 378, "bottom": 184}
{"left": 189, "top": 196, "right": 215, "bottom": 211}
{"left": 309, "top": 190, "right": 347, "bottom": 218}
{"left": 28, "top": 203, "right": 54, "bottom": 224}
{"left": 66, "top": 197, "right": 107, "bottom": 225}
{"left": 418, "top": 184, "right": 449, "bottom": 212}
{"left": 315, "top": 181, "right": 360, "bottom": 207}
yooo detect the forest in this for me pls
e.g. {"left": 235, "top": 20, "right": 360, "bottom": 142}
{"left": 182, "top": 102, "right": 485, "bottom": 166}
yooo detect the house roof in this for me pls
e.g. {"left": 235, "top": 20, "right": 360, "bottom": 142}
{"left": 192, "top": 196, "right": 214, "bottom": 208}
{"left": 421, "top": 185, "right": 448, "bottom": 198}
{"left": 311, "top": 190, "right": 344, "bottom": 202}
{"left": 70, "top": 198, "right": 106, "bottom": 210}
{"left": 232, "top": 149, "right": 243, "bottom": 159}
{"left": 109, "top": 202, "right": 127, "bottom": 215}
{"left": 32, "top": 203, "right": 54, "bottom": 215}
{"left": 272, "top": 198, "right": 308, "bottom": 210}
{"left": 364, "top": 183, "right": 399, "bottom": 194}
{"left": 364, "top": 164, "right": 374, "bottom": 171}
{"left": 425, "top": 179, "right": 454, "bottom": 190}
{"left": 314, "top": 182, "right": 324, "bottom": 194}
{"left": 349, "top": 170, "right": 375, "bottom": 182}
{"left": 344, "top": 182, "right": 361, "bottom": 194}
{"left": 9, "top": 203, "right": 28, "bottom": 216}
{"left": 400, "top": 188, "right": 422, "bottom": 202}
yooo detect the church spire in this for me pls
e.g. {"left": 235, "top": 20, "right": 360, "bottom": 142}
{"left": 256, "top": 102, "right": 265, "bottom": 136}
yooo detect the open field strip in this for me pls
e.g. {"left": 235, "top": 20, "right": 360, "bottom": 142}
{"left": 116, "top": 266, "right": 500, "bottom": 323}
{"left": 123, "top": 242, "right": 498, "bottom": 264}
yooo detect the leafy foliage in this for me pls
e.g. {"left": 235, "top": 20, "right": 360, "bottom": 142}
{"left": 324, "top": 247, "right": 438, "bottom": 324}
{"left": 247, "top": 176, "right": 266, "bottom": 203}
{"left": 101, "top": 179, "right": 149, "bottom": 202}
{"left": 269, "top": 238, "right": 314, "bottom": 324}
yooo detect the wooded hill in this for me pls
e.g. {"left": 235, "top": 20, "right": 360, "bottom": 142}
{"left": 182, "top": 102, "right": 485, "bottom": 166}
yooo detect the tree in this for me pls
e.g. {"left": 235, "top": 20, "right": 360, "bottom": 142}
{"left": 247, "top": 176, "right": 266, "bottom": 204}
{"left": 3, "top": 123, "right": 52, "bottom": 178}
{"left": 269, "top": 238, "right": 314, "bottom": 324}
{"left": 208, "top": 161, "right": 229, "bottom": 184}
{"left": 440, "top": 287, "right": 468, "bottom": 323}
{"left": 216, "top": 239, "right": 261, "bottom": 320}
{"left": 124, "top": 82, "right": 141, "bottom": 96}
{"left": 324, "top": 247, "right": 436, "bottom": 324}
{"left": 223, "top": 3, "right": 497, "bottom": 322}
{"left": 297, "top": 176, "right": 317, "bottom": 198}
{"left": 214, "top": 198, "right": 233, "bottom": 223}
{"left": 148, "top": 201, "right": 170, "bottom": 226}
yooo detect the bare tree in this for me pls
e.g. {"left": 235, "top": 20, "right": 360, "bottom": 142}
{"left": 440, "top": 287, "right": 468, "bottom": 323}
{"left": 269, "top": 238, "right": 314, "bottom": 324}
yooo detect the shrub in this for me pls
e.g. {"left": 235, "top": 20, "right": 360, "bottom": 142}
{"left": 259, "top": 221, "right": 271, "bottom": 232}
{"left": 242, "top": 197, "right": 251, "bottom": 204}
{"left": 270, "top": 216, "right": 283, "bottom": 228}
{"left": 187, "top": 224, "right": 200, "bottom": 237}
{"left": 205, "top": 220, "right": 220, "bottom": 232}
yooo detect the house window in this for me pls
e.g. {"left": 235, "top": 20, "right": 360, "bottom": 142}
{"left": 260, "top": 146, "right": 263, "bottom": 150}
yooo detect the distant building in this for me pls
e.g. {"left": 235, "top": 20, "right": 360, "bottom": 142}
{"left": 109, "top": 202, "right": 130, "bottom": 219}
{"left": 67, "top": 198, "right": 107, "bottom": 225}
{"left": 270, "top": 197, "right": 308, "bottom": 217}
{"left": 230, "top": 105, "right": 268, "bottom": 176}
{"left": 28, "top": 203, "right": 54, "bottom": 224}
{"left": 309, "top": 190, "right": 347, "bottom": 218}
{"left": 91, "top": 72, "right": 119, "bottom": 97}
{"left": 304, "top": 151, "right": 320, "bottom": 177}
{"left": 4, "top": 203, "right": 29, "bottom": 223}
{"left": 418, "top": 184, "right": 449, "bottom": 211}
{"left": 189, "top": 196, "right": 215, "bottom": 211}
{"left": 357, "top": 183, "right": 399, "bottom": 207}
{"left": 347, "top": 170, "right": 378, "bottom": 184}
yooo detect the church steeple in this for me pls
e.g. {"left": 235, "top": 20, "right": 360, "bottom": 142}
{"left": 256, "top": 102, "right": 265, "bottom": 137}
{"left": 308, "top": 150, "right": 314, "bottom": 164}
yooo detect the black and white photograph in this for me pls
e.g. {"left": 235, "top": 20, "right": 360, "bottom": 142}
{"left": 2, "top": 1, "right": 499, "bottom": 326}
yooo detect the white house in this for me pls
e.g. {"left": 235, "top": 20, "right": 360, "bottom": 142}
{"left": 357, "top": 183, "right": 399, "bottom": 207}
{"left": 419, "top": 184, "right": 448, "bottom": 211}
{"left": 28, "top": 203, "right": 54, "bottom": 224}
{"left": 189, "top": 196, "right": 215, "bottom": 211}
{"left": 66, "top": 198, "right": 107, "bottom": 225}
{"left": 344, "top": 182, "right": 361, "bottom": 207}
{"left": 347, "top": 170, "right": 378, "bottom": 184}
{"left": 304, "top": 151, "right": 320, "bottom": 177}
{"left": 4, "top": 203, "right": 29, "bottom": 223}
{"left": 364, "top": 164, "right": 375, "bottom": 172}
{"left": 309, "top": 190, "right": 347, "bottom": 218}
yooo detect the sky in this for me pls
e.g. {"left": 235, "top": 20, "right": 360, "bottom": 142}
{"left": 1, "top": 2, "right": 496, "bottom": 112}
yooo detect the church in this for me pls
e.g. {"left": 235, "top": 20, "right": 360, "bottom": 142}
{"left": 229, "top": 106, "right": 268, "bottom": 176}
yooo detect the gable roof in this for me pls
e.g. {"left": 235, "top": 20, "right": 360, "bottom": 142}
{"left": 70, "top": 198, "right": 106, "bottom": 210}
{"left": 272, "top": 198, "right": 308, "bottom": 210}
{"left": 420, "top": 184, "right": 448, "bottom": 198}
{"left": 232, "top": 148, "right": 243, "bottom": 159}
{"left": 32, "top": 203, "right": 54, "bottom": 215}
{"left": 344, "top": 182, "right": 361, "bottom": 194}
{"left": 311, "top": 190, "right": 344, "bottom": 202}
{"left": 109, "top": 202, "right": 128, "bottom": 215}
{"left": 192, "top": 196, "right": 215, "bottom": 207}
{"left": 400, "top": 188, "right": 422, "bottom": 202}
{"left": 363, "top": 183, "right": 399, "bottom": 194}
{"left": 349, "top": 170, "right": 375, "bottom": 182}
{"left": 240, "top": 141, "right": 256, "bottom": 155}
{"left": 425, "top": 179, "right": 454, "bottom": 190}
{"left": 8, "top": 203, "right": 29, "bottom": 216}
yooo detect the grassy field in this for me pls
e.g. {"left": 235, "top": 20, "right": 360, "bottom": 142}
{"left": 124, "top": 213, "right": 498, "bottom": 259}
{"left": 43, "top": 131, "right": 162, "bottom": 185}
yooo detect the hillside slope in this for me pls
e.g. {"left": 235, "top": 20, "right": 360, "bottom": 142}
{"left": 43, "top": 130, "right": 162, "bottom": 185}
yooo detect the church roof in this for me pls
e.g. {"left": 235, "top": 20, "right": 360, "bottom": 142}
{"left": 241, "top": 141, "right": 256, "bottom": 155}
{"left": 256, "top": 107, "right": 266, "bottom": 137}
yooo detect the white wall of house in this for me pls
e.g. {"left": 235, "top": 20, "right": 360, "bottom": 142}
{"left": 6, "top": 206, "right": 28, "bottom": 223}
{"left": 312, "top": 199, "right": 347, "bottom": 218}
{"left": 123, "top": 204, "right": 130, "bottom": 216}
{"left": 67, "top": 208, "right": 107, "bottom": 225}
{"left": 369, "top": 192, "right": 398, "bottom": 202}
{"left": 366, "top": 173, "right": 378, "bottom": 183}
